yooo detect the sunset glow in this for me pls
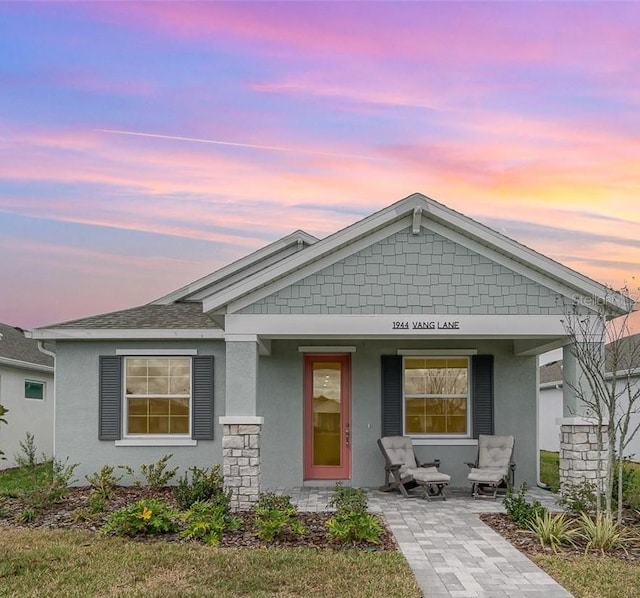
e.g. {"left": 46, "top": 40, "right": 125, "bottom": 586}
{"left": 1, "top": 2, "right": 639, "bottom": 328}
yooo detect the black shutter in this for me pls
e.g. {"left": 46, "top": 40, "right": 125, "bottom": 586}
{"left": 472, "top": 355, "right": 494, "bottom": 438}
{"left": 381, "top": 355, "right": 403, "bottom": 437}
{"left": 192, "top": 355, "right": 215, "bottom": 440}
{"left": 99, "top": 356, "right": 122, "bottom": 440}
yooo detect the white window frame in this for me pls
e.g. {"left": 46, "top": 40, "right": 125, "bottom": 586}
{"left": 122, "top": 356, "right": 192, "bottom": 439}
{"left": 402, "top": 355, "right": 471, "bottom": 439}
{"left": 24, "top": 379, "right": 45, "bottom": 400}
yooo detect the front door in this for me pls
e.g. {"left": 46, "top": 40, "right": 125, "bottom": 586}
{"left": 303, "top": 354, "right": 351, "bottom": 480}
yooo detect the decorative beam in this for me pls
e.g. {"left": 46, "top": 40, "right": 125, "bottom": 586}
{"left": 412, "top": 206, "right": 422, "bottom": 235}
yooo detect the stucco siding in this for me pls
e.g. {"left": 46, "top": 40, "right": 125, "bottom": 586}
{"left": 0, "top": 365, "right": 53, "bottom": 469}
{"left": 241, "top": 227, "right": 563, "bottom": 316}
{"left": 258, "top": 339, "right": 539, "bottom": 489}
{"left": 54, "top": 340, "right": 225, "bottom": 483}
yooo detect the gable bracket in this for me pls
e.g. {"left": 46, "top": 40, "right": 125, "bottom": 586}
{"left": 412, "top": 206, "right": 423, "bottom": 235}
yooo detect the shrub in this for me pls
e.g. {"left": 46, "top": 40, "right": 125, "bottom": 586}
{"left": 119, "top": 454, "right": 178, "bottom": 488}
{"left": 326, "top": 483, "right": 382, "bottom": 545}
{"left": 328, "top": 483, "right": 369, "bottom": 514}
{"left": 253, "top": 493, "right": 306, "bottom": 542}
{"left": 101, "top": 498, "right": 179, "bottom": 537}
{"left": 86, "top": 465, "right": 122, "bottom": 502}
{"left": 578, "top": 512, "right": 631, "bottom": 554}
{"left": 527, "top": 511, "right": 578, "bottom": 552}
{"left": 13, "top": 433, "right": 78, "bottom": 515}
{"left": 503, "top": 483, "right": 547, "bottom": 527}
{"left": 180, "top": 500, "right": 241, "bottom": 546}
{"left": 558, "top": 480, "right": 599, "bottom": 515}
{"left": 612, "top": 459, "right": 640, "bottom": 510}
{"left": 174, "top": 465, "right": 231, "bottom": 510}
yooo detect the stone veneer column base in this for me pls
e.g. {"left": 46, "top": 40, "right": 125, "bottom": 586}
{"left": 220, "top": 416, "right": 264, "bottom": 511}
{"left": 557, "top": 418, "right": 609, "bottom": 495}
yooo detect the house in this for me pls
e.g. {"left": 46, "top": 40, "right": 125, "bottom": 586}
{"left": 0, "top": 322, "right": 54, "bottom": 469}
{"left": 539, "top": 334, "right": 640, "bottom": 459}
{"left": 29, "top": 193, "right": 630, "bottom": 508}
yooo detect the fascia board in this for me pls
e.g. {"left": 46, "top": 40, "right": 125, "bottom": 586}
{"left": 152, "top": 230, "right": 318, "bottom": 305}
{"left": 205, "top": 217, "right": 412, "bottom": 314}
{"left": 0, "top": 357, "right": 54, "bottom": 373}
{"left": 424, "top": 201, "right": 626, "bottom": 312}
{"left": 28, "top": 328, "right": 224, "bottom": 341}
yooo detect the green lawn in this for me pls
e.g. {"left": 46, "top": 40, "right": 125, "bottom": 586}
{"left": 534, "top": 555, "right": 640, "bottom": 598}
{"left": 540, "top": 450, "right": 560, "bottom": 490}
{"left": 0, "top": 528, "right": 421, "bottom": 598}
{"left": 0, "top": 463, "right": 52, "bottom": 498}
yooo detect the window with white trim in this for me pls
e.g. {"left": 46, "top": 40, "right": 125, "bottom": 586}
{"left": 124, "top": 357, "right": 191, "bottom": 436}
{"left": 25, "top": 380, "right": 45, "bottom": 400}
{"left": 404, "top": 357, "right": 469, "bottom": 436}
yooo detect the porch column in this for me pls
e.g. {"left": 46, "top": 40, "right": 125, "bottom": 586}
{"left": 558, "top": 342, "right": 609, "bottom": 494}
{"left": 221, "top": 337, "right": 263, "bottom": 511}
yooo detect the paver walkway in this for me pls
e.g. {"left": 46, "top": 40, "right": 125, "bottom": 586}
{"left": 281, "top": 486, "right": 572, "bottom": 598}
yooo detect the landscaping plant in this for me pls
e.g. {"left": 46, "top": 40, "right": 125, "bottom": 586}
{"left": 558, "top": 480, "right": 599, "bottom": 515}
{"left": 180, "top": 500, "right": 241, "bottom": 546}
{"left": 578, "top": 511, "right": 630, "bottom": 554}
{"left": 327, "top": 483, "right": 383, "bottom": 544}
{"left": 253, "top": 493, "right": 306, "bottom": 542}
{"left": 503, "top": 483, "right": 547, "bottom": 527}
{"left": 101, "top": 498, "right": 179, "bottom": 536}
{"left": 174, "top": 465, "right": 231, "bottom": 510}
{"left": 119, "top": 454, "right": 178, "bottom": 488}
{"left": 527, "top": 511, "right": 578, "bottom": 553}
{"left": 13, "top": 433, "right": 78, "bottom": 519}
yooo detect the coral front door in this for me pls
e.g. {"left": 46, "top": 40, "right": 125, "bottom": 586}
{"left": 303, "top": 354, "right": 351, "bottom": 480}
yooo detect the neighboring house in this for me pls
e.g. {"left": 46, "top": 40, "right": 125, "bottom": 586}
{"left": 539, "top": 335, "right": 640, "bottom": 458}
{"left": 29, "top": 194, "right": 629, "bottom": 506}
{"left": 0, "top": 322, "right": 54, "bottom": 469}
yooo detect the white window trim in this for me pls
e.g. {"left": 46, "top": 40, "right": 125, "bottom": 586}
{"left": 397, "top": 349, "right": 477, "bottom": 356}
{"left": 122, "top": 356, "right": 193, "bottom": 439}
{"left": 297, "top": 346, "right": 356, "bottom": 353}
{"left": 116, "top": 349, "right": 198, "bottom": 356}
{"left": 115, "top": 438, "right": 197, "bottom": 447}
{"left": 24, "top": 379, "right": 45, "bottom": 400}
{"left": 402, "top": 355, "right": 472, "bottom": 439}
{"left": 413, "top": 438, "right": 478, "bottom": 446}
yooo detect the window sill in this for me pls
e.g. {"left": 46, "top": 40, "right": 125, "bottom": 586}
{"left": 115, "top": 438, "right": 198, "bottom": 447}
{"left": 412, "top": 438, "right": 478, "bottom": 446}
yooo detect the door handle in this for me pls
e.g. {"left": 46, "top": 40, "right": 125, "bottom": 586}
{"left": 345, "top": 422, "right": 350, "bottom": 447}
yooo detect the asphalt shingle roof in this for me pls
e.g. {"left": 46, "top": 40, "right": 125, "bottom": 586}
{"left": 45, "top": 303, "right": 218, "bottom": 330}
{"left": 540, "top": 334, "right": 640, "bottom": 383}
{"left": 0, "top": 323, "right": 53, "bottom": 367}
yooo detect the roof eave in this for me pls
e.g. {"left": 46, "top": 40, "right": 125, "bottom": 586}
{"left": 27, "top": 328, "right": 225, "bottom": 341}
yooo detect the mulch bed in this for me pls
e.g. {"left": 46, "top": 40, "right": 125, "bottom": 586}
{"left": 0, "top": 487, "right": 396, "bottom": 551}
{"left": 480, "top": 512, "right": 640, "bottom": 560}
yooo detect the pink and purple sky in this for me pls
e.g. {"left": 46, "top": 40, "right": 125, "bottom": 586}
{"left": 1, "top": 2, "right": 639, "bottom": 329}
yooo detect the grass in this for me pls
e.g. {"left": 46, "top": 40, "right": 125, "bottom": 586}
{"left": 0, "top": 528, "right": 421, "bottom": 598}
{"left": 533, "top": 555, "right": 640, "bottom": 598}
{"left": 540, "top": 450, "right": 560, "bottom": 490}
{"left": 0, "top": 463, "right": 51, "bottom": 497}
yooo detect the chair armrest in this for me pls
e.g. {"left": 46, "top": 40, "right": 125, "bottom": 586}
{"left": 509, "top": 461, "right": 516, "bottom": 470}
{"left": 420, "top": 459, "right": 440, "bottom": 468}
{"left": 385, "top": 463, "right": 402, "bottom": 472}
{"left": 464, "top": 461, "right": 476, "bottom": 469}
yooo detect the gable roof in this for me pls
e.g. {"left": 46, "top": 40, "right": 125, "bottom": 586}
{"left": 0, "top": 322, "right": 53, "bottom": 369}
{"left": 152, "top": 229, "right": 318, "bottom": 305}
{"left": 200, "top": 193, "right": 631, "bottom": 315}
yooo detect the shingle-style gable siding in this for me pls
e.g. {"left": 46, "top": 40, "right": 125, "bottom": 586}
{"left": 240, "top": 227, "right": 563, "bottom": 315}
